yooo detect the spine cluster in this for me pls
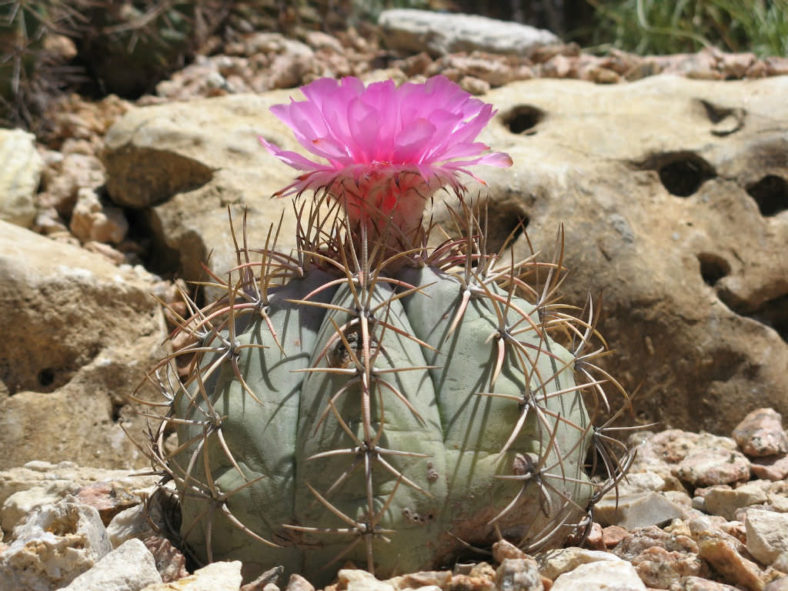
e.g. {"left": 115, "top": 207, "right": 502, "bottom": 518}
{"left": 142, "top": 199, "right": 632, "bottom": 583}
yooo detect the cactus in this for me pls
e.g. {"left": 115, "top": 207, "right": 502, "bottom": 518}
{"left": 1, "top": 0, "right": 228, "bottom": 126}
{"left": 77, "top": 0, "right": 228, "bottom": 97}
{"left": 144, "top": 76, "right": 630, "bottom": 584}
{"left": 0, "top": 0, "right": 70, "bottom": 126}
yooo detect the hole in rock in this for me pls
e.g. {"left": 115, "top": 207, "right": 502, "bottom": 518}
{"left": 697, "top": 253, "right": 731, "bottom": 287}
{"left": 37, "top": 368, "right": 55, "bottom": 388}
{"left": 747, "top": 294, "right": 788, "bottom": 343}
{"left": 125, "top": 208, "right": 184, "bottom": 280}
{"left": 746, "top": 175, "right": 788, "bottom": 217}
{"left": 481, "top": 208, "right": 529, "bottom": 256}
{"left": 503, "top": 105, "right": 545, "bottom": 135}
{"left": 32, "top": 365, "right": 73, "bottom": 393}
{"left": 717, "top": 290, "right": 788, "bottom": 344}
{"left": 48, "top": 512, "right": 79, "bottom": 536}
{"left": 656, "top": 154, "right": 716, "bottom": 197}
{"left": 697, "top": 99, "right": 746, "bottom": 136}
{"left": 111, "top": 402, "right": 124, "bottom": 423}
{"left": 503, "top": 214, "right": 529, "bottom": 247}
{"left": 699, "top": 99, "right": 733, "bottom": 124}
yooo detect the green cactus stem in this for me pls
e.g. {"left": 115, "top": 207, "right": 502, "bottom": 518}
{"left": 143, "top": 199, "right": 631, "bottom": 585}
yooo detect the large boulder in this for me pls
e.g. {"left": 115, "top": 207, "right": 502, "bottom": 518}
{"left": 101, "top": 91, "right": 322, "bottom": 293}
{"left": 100, "top": 75, "right": 787, "bottom": 434}
{"left": 478, "top": 75, "right": 787, "bottom": 433}
{"left": 0, "top": 221, "right": 167, "bottom": 469}
{"left": 377, "top": 9, "right": 560, "bottom": 57}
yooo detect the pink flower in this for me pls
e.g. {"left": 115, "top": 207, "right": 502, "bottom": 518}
{"left": 261, "top": 76, "right": 512, "bottom": 236}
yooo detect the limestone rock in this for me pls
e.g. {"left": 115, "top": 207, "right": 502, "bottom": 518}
{"left": 635, "top": 430, "right": 705, "bottom": 465}
{"left": 617, "top": 471, "right": 677, "bottom": 494}
{"left": 59, "top": 538, "right": 162, "bottom": 591}
{"left": 537, "top": 547, "right": 622, "bottom": 581}
{"left": 377, "top": 10, "right": 559, "bottom": 57}
{"left": 697, "top": 534, "right": 767, "bottom": 591}
{"left": 594, "top": 491, "right": 686, "bottom": 529}
{"left": 496, "top": 558, "right": 543, "bottom": 591}
{"left": 0, "top": 222, "right": 167, "bottom": 469}
{"left": 493, "top": 540, "right": 532, "bottom": 562}
{"left": 476, "top": 75, "right": 788, "bottom": 435}
{"left": 0, "top": 499, "right": 112, "bottom": 591}
{"left": 106, "top": 504, "right": 156, "bottom": 548}
{"left": 241, "top": 572, "right": 279, "bottom": 591}
{"left": 143, "top": 536, "right": 189, "bottom": 583}
{"left": 629, "top": 545, "right": 708, "bottom": 588}
{"left": 676, "top": 449, "right": 751, "bottom": 487}
{"left": 675, "top": 577, "right": 741, "bottom": 590}
{"left": 746, "top": 508, "right": 788, "bottom": 566}
{"left": 583, "top": 522, "right": 606, "bottom": 550}
{"left": 452, "top": 562, "right": 497, "bottom": 590}
{"left": 0, "top": 461, "right": 157, "bottom": 515}
{"left": 140, "top": 560, "right": 243, "bottom": 591}
{"left": 704, "top": 482, "right": 770, "bottom": 520}
{"left": 336, "top": 570, "right": 394, "bottom": 591}
{"left": 38, "top": 151, "right": 105, "bottom": 217}
{"left": 550, "top": 560, "right": 646, "bottom": 591}
{"left": 101, "top": 92, "right": 324, "bottom": 297}
{"left": 751, "top": 455, "right": 788, "bottom": 481}
{"left": 69, "top": 187, "right": 129, "bottom": 245}
{"left": 1, "top": 486, "right": 63, "bottom": 534}
{"left": 615, "top": 526, "right": 699, "bottom": 560}
{"left": 101, "top": 75, "right": 788, "bottom": 436}
{"left": 603, "top": 525, "right": 630, "bottom": 549}
{"left": 384, "top": 571, "right": 451, "bottom": 591}
{"left": 733, "top": 408, "right": 788, "bottom": 458}
{"left": 285, "top": 574, "right": 315, "bottom": 591}
{"left": 0, "top": 128, "right": 42, "bottom": 228}
{"left": 686, "top": 517, "right": 747, "bottom": 555}
{"left": 74, "top": 480, "right": 147, "bottom": 525}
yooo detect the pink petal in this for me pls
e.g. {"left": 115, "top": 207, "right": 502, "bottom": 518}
{"left": 309, "top": 135, "right": 351, "bottom": 163}
{"left": 436, "top": 141, "right": 491, "bottom": 161}
{"left": 265, "top": 74, "right": 512, "bottom": 200}
{"left": 300, "top": 77, "right": 342, "bottom": 110}
{"left": 346, "top": 97, "right": 380, "bottom": 162}
{"left": 393, "top": 118, "right": 436, "bottom": 162}
{"left": 443, "top": 151, "right": 513, "bottom": 169}
{"left": 259, "top": 137, "right": 324, "bottom": 171}
{"left": 284, "top": 101, "right": 329, "bottom": 141}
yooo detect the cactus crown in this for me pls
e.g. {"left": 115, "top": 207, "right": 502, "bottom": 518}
{"left": 141, "top": 76, "right": 633, "bottom": 584}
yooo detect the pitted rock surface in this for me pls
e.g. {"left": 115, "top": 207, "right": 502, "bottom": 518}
{"left": 5, "top": 15, "right": 788, "bottom": 588}
{"left": 477, "top": 75, "right": 788, "bottom": 434}
{"left": 101, "top": 75, "right": 788, "bottom": 434}
{"left": 101, "top": 91, "right": 329, "bottom": 296}
{"left": 0, "top": 222, "right": 167, "bottom": 469}
{"left": 0, "top": 499, "right": 112, "bottom": 591}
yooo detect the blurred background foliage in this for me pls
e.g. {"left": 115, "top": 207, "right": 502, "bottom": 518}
{"left": 577, "top": 0, "right": 788, "bottom": 56}
{"left": 384, "top": 0, "right": 788, "bottom": 56}
{"left": 2, "top": 0, "right": 786, "bottom": 127}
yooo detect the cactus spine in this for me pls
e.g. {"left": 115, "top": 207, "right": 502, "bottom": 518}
{"left": 144, "top": 75, "right": 630, "bottom": 585}
{"left": 146, "top": 195, "right": 628, "bottom": 584}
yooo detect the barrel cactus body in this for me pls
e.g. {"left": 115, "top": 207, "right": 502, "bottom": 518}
{"left": 148, "top": 75, "right": 628, "bottom": 585}
{"left": 161, "top": 235, "right": 601, "bottom": 582}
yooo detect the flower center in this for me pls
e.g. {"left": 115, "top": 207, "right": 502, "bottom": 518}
{"left": 329, "top": 169, "right": 438, "bottom": 247}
